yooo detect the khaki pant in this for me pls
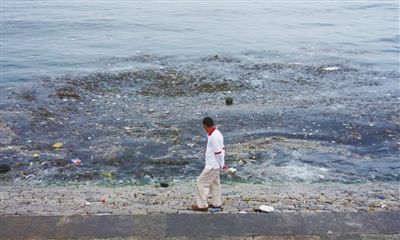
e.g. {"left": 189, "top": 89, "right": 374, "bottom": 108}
{"left": 196, "top": 168, "right": 221, "bottom": 208}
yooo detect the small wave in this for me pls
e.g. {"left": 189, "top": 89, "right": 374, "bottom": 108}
{"left": 347, "top": 3, "right": 395, "bottom": 10}
{"left": 301, "top": 22, "right": 335, "bottom": 27}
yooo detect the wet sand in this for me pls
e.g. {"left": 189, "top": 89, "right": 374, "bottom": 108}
{"left": 1, "top": 182, "right": 399, "bottom": 216}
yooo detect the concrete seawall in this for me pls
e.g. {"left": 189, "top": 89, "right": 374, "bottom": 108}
{"left": 1, "top": 212, "right": 399, "bottom": 239}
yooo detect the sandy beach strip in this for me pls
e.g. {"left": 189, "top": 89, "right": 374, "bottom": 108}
{"left": 1, "top": 182, "right": 399, "bottom": 216}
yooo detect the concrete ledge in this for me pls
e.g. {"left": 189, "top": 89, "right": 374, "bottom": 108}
{"left": 1, "top": 212, "right": 399, "bottom": 239}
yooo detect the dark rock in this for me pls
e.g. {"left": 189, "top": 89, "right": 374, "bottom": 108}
{"left": 0, "top": 164, "right": 11, "bottom": 174}
{"left": 56, "top": 88, "right": 81, "bottom": 99}
{"left": 225, "top": 97, "right": 233, "bottom": 105}
{"left": 160, "top": 182, "right": 169, "bottom": 188}
{"left": 37, "top": 107, "right": 55, "bottom": 117}
{"left": 150, "top": 159, "right": 188, "bottom": 165}
{"left": 21, "top": 90, "right": 36, "bottom": 101}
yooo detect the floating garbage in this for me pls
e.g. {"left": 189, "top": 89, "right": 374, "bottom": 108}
{"left": 0, "top": 164, "right": 11, "bottom": 174}
{"left": 52, "top": 142, "right": 63, "bottom": 148}
{"left": 323, "top": 66, "right": 340, "bottom": 71}
{"left": 102, "top": 171, "right": 113, "bottom": 179}
{"left": 71, "top": 158, "right": 81, "bottom": 165}
{"left": 160, "top": 182, "right": 169, "bottom": 188}
{"left": 258, "top": 205, "right": 275, "bottom": 213}
{"left": 227, "top": 167, "right": 237, "bottom": 174}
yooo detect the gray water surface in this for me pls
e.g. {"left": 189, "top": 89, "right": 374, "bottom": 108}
{"left": 2, "top": 1, "right": 399, "bottom": 85}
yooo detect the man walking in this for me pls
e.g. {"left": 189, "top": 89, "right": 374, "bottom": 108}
{"left": 191, "top": 117, "right": 225, "bottom": 211}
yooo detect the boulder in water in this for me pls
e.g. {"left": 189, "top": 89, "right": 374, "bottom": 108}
{"left": 225, "top": 97, "right": 233, "bottom": 105}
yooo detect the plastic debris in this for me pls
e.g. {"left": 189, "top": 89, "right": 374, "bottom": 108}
{"left": 71, "top": 158, "right": 81, "bottom": 165}
{"left": 369, "top": 206, "right": 375, "bottom": 211}
{"left": 227, "top": 167, "right": 237, "bottom": 174}
{"left": 102, "top": 171, "right": 113, "bottom": 179}
{"left": 259, "top": 205, "right": 275, "bottom": 213}
{"left": 318, "top": 174, "right": 325, "bottom": 180}
{"left": 52, "top": 142, "right": 63, "bottom": 148}
{"left": 210, "top": 207, "right": 222, "bottom": 213}
{"left": 160, "top": 182, "right": 169, "bottom": 188}
{"left": 33, "top": 153, "right": 40, "bottom": 158}
{"left": 323, "top": 66, "right": 339, "bottom": 71}
{"left": 85, "top": 201, "right": 92, "bottom": 206}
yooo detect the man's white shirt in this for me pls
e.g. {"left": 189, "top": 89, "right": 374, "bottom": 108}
{"left": 205, "top": 128, "right": 225, "bottom": 169}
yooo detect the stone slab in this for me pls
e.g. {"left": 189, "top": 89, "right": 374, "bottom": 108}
{"left": 369, "top": 211, "right": 400, "bottom": 234}
{"left": 0, "top": 211, "right": 398, "bottom": 239}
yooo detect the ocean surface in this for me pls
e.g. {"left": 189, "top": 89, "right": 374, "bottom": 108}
{"left": 1, "top": 0, "right": 399, "bottom": 185}
{"left": 2, "top": 0, "right": 399, "bottom": 85}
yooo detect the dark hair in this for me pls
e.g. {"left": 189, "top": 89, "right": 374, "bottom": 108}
{"left": 202, "top": 117, "right": 214, "bottom": 127}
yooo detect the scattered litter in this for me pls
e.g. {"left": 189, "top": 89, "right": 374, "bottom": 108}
{"left": 160, "top": 182, "right": 169, "bottom": 188}
{"left": 52, "top": 142, "right": 63, "bottom": 148}
{"left": 323, "top": 66, "right": 339, "bottom": 71}
{"left": 33, "top": 153, "right": 40, "bottom": 158}
{"left": 102, "top": 171, "right": 113, "bottom": 179}
{"left": 85, "top": 201, "right": 92, "bottom": 206}
{"left": 71, "top": 158, "right": 81, "bottom": 165}
{"left": 255, "top": 205, "right": 274, "bottom": 213}
{"left": 210, "top": 208, "right": 222, "bottom": 213}
{"left": 100, "top": 199, "right": 106, "bottom": 204}
{"left": 227, "top": 167, "right": 237, "bottom": 174}
{"left": 369, "top": 206, "right": 375, "bottom": 211}
{"left": 318, "top": 174, "right": 325, "bottom": 180}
